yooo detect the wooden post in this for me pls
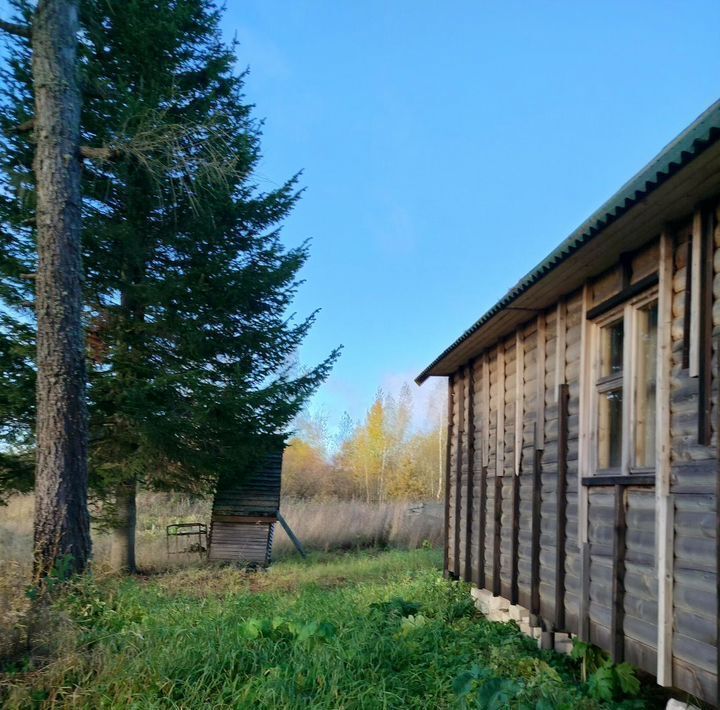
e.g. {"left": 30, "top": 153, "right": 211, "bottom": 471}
{"left": 511, "top": 469, "right": 520, "bottom": 604}
{"left": 555, "top": 383, "right": 569, "bottom": 629}
{"left": 610, "top": 484, "right": 627, "bottom": 662}
{"left": 515, "top": 331, "right": 524, "bottom": 476}
{"left": 511, "top": 332, "right": 523, "bottom": 603}
{"left": 443, "top": 375, "right": 454, "bottom": 578}
{"left": 656, "top": 229, "right": 674, "bottom": 686}
{"left": 464, "top": 362, "right": 476, "bottom": 583}
{"left": 689, "top": 208, "right": 702, "bottom": 378}
{"left": 494, "top": 345, "right": 505, "bottom": 595}
{"left": 530, "top": 443, "right": 542, "bottom": 615}
{"left": 555, "top": 301, "right": 566, "bottom": 403}
{"left": 536, "top": 314, "right": 546, "bottom": 448}
{"left": 493, "top": 467, "right": 502, "bottom": 596}
{"left": 276, "top": 512, "right": 306, "bottom": 559}
{"left": 698, "top": 205, "right": 715, "bottom": 445}
{"left": 682, "top": 237, "right": 693, "bottom": 370}
{"left": 577, "top": 285, "right": 592, "bottom": 637}
{"left": 716, "top": 351, "right": 720, "bottom": 694}
{"left": 454, "top": 368, "right": 466, "bottom": 579}
{"left": 531, "top": 314, "right": 545, "bottom": 616}
{"left": 477, "top": 465, "right": 487, "bottom": 589}
{"left": 477, "top": 355, "right": 490, "bottom": 590}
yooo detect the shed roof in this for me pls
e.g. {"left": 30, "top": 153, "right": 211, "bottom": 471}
{"left": 416, "top": 99, "right": 720, "bottom": 384}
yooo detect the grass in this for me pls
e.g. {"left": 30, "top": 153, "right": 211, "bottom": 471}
{"left": 0, "top": 494, "right": 441, "bottom": 663}
{"left": 0, "top": 549, "right": 666, "bottom": 709}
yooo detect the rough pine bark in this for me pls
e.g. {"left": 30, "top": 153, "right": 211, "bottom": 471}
{"left": 31, "top": 0, "right": 91, "bottom": 578}
{"left": 109, "top": 480, "right": 137, "bottom": 573}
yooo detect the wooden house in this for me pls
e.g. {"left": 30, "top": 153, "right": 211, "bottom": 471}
{"left": 416, "top": 100, "right": 720, "bottom": 704}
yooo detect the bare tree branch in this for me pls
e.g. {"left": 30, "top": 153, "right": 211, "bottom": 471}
{"left": 79, "top": 145, "right": 122, "bottom": 161}
{"left": 0, "top": 18, "right": 31, "bottom": 38}
{"left": 16, "top": 118, "right": 35, "bottom": 133}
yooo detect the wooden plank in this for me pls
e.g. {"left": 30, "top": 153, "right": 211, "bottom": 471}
{"left": 586, "top": 273, "right": 659, "bottom": 320}
{"left": 481, "top": 355, "right": 490, "bottom": 467}
{"left": 536, "top": 314, "right": 546, "bottom": 447}
{"left": 211, "top": 515, "right": 277, "bottom": 524}
{"left": 496, "top": 345, "right": 505, "bottom": 476}
{"left": 555, "top": 301, "right": 566, "bottom": 403}
{"left": 698, "top": 205, "right": 715, "bottom": 445}
{"left": 511, "top": 332, "right": 523, "bottom": 604}
{"left": 555, "top": 383, "right": 569, "bottom": 629}
{"left": 682, "top": 237, "right": 693, "bottom": 370}
{"left": 493, "top": 468, "right": 502, "bottom": 596}
{"left": 443, "top": 374, "right": 454, "bottom": 578}
{"left": 582, "top": 474, "right": 656, "bottom": 487}
{"left": 689, "top": 208, "right": 702, "bottom": 377}
{"left": 477, "top": 354, "right": 489, "bottom": 589}
{"left": 454, "top": 369, "right": 466, "bottom": 578}
{"left": 477, "top": 465, "right": 488, "bottom": 589}
{"left": 464, "top": 361, "right": 476, "bottom": 583}
{"left": 716, "top": 337, "right": 720, "bottom": 693}
{"left": 577, "top": 284, "right": 592, "bottom": 637}
{"left": 276, "top": 511, "right": 306, "bottom": 558}
{"left": 515, "top": 331, "right": 524, "bottom": 475}
{"left": 655, "top": 229, "right": 674, "bottom": 687}
{"left": 530, "top": 444, "right": 542, "bottom": 614}
{"left": 610, "top": 484, "right": 627, "bottom": 662}
{"left": 580, "top": 541, "right": 591, "bottom": 641}
{"left": 511, "top": 468, "right": 520, "bottom": 603}
{"left": 622, "top": 301, "right": 636, "bottom": 476}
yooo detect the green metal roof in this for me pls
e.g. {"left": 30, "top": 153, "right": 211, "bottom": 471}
{"left": 416, "top": 99, "right": 720, "bottom": 385}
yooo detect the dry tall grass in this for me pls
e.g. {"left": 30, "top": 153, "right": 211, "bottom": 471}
{"left": 0, "top": 493, "right": 442, "bottom": 661}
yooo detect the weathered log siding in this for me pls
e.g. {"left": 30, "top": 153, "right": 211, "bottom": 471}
{"left": 446, "top": 374, "right": 459, "bottom": 576}
{"left": 442, "top": 201, "right": 720, "bottom": 705}
{"left": 664, "top": 205, "right": 720, "bottom": 701}
{"left": 501, "top": 338, "right": 516, "bottom": 599}
{"left": 564, "top": 291, "right": 583, "bottom": 632}
{"left": 539, "top": 305, "right": 560, "bottom": 621}
{"left": 517, "top": 322, "right": 537, "bottom": 609}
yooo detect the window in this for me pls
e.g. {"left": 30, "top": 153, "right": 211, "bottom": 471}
{"left": 592, "top": 291, "right": 658, "bottom": 475}
{"left": 597, "top": 319, "right": 624, "bottom": 469}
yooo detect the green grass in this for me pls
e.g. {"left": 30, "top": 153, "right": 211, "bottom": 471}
{"left": 1, "top": 549, "right": 665, "bottom": 709}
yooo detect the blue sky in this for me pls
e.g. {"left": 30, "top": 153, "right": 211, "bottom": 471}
{"left": 222, "top": 1, "right": 720, "bottom": 429}
{"left": 4, "top": 1, "right": 718, "bottom": 430}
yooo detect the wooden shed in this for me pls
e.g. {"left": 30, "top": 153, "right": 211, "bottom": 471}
{"left": 208, "top": 450, "right": 283, "bottom": 565}
{"left": 417, "top": 100, "right": 720, "bottom": 705}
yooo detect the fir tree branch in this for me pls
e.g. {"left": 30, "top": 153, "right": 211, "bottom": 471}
{"left": 0, "top": 18, "right": 31, "bottom": 38}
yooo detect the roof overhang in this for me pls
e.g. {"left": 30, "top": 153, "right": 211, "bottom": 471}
{"left": 416, "top": 100, "right": 720, "bottom": 384}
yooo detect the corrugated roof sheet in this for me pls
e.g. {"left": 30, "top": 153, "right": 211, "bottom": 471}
{"left": 416, "top": 99, "right": 720, "bottom": 384}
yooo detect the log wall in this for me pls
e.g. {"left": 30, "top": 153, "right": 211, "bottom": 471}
{"left": 443, "top": 202, "right": 720, "bottom": 705}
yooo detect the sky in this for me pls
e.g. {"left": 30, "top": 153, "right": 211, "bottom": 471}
{"left": 219, "top": 1, "right": 720, "bottom": 430}
{"left": 3, "top": 1, "right": 719, "bottom": 432}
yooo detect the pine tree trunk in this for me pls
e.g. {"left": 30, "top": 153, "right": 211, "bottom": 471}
{"left": 110, "top": 479, "right": 137, "bottom": 573}
{"left": 31, "top": 0, "right": 90, "bottom": 578}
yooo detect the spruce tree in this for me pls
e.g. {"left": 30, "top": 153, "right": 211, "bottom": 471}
{"left": 0, "top": 0, "right": 339, "bottom": 571}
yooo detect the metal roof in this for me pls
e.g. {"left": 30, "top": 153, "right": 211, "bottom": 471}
{"left": 416, "top": 99, "right": 720, "bottom": 385}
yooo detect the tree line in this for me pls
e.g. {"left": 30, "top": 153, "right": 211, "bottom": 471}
{"left": 0, "top": 0, "right": 338, "bottom": 576}
{"left": 283, "top": 382, "right": 447, "bottom": 502}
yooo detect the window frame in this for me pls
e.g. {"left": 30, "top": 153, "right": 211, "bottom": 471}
{"left": 588, "top": 286, "right": 659, "bottom": 477}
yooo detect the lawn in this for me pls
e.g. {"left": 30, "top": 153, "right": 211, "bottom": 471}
{"left": 1, "top": 549, "right": 665, "bottom": 709}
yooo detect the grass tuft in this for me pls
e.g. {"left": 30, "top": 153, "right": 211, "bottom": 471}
{"left": 1, "top": 549, "right": 666, "bottom": 709}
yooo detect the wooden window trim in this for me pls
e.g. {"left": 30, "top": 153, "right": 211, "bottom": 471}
{"left": 588, "top": 286, "right": 659, "bottom": 477}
